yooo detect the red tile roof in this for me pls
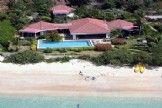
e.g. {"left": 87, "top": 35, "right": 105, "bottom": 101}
{"left": 19, "top": 18, "right": 134, "bottom": 34}
{"left": 27, "top": 21, "right": 56, "bottom": 30}
{"left": 107, "top": 19, "right": 134, "bottom": 30}
{"left": 19, "top": 21, "right": 56, "bottom": 33}
{"left": 52, "top": 5, "right": 74, "bottom": 14}
{"left": 19, "top": 21, "right": 72, "bottom": 33}
{"left": 19, "top": 28, "right": 41, "bottom": 33}
{"left": 69, "top": 18, "right": 111, "bottom": 34}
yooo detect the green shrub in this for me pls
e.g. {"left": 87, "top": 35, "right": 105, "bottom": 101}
{"left": 78, "top": 55, "right": 91, "bottom": 60}
{"left": 46, "top": 58, "right": 56, "bottom": 63}
{"left": 110, "top": 59, "right": 121, "bottom": 66}
{"left": 19, "top": 40, "right": 31, "bottom": 46}
{"left": 91, "top": 49, "right": 133, "bottom": 66}
{"left": 40, "top": 16, "right": 51, "bottom": 22}
{"left": 31, "top": 44, "right": 37, "bottom": 51}
{"left": 8, "top": 45, "right": 18, "bottom": 52}
{"left": 37, "top": 35, "right": 46, "bottom": 39}
{"left": 58, "top": 48, "right": 67, "bottom": 53}
{"left": 43, "top": 48, "right": 53, "bottom": 53}
{"left": 46, "top": 57, "right": 72, "bottom": 63}
{"left": 8, "top": 42, "right": 18, "bottom": 52}
{"left": 132, "top": 51, "right": 152, "bottom": 64}
{"left": 4, "top": 51, "right": 44, "bottom": 64}
{"left": 46, "top": 33, "right": 63, "bottom": 42}
{"left": 26, "top": 38, "right": 36, "bottom": 44}
{"left": 151, "top": 54, "right": 162, "bottom": 66}
{"left": 0, "top": 44, "right": 3, "bottom": 51}
{"left": 53, "top": 17, "right": 65, "bottom": 23}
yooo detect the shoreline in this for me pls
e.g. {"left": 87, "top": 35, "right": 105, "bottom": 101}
{"left": 1, "top": 91, "right": 162, "bottom": 99}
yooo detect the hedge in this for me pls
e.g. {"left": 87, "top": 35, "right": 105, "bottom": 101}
{"left": 4, "top": 51, "right": 44, "bottom": 64}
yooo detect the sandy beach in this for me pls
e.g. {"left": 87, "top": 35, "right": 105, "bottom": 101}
{"left": 0, "top": 58, "right": 162, "bottom": 98}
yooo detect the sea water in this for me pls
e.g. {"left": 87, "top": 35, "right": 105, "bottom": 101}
{"left": 0, "top": 96, "right": 162, "bottom": 108}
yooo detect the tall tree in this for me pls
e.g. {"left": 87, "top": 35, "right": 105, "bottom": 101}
{"left": 32, "top": 0, "right": 54, "bottom": 16}
{"left": 69, "top": 0, "right": 91, "bottom": 6}
{"left": 0, "top": 20, "right": 15, "bottom": 46}
{"left": 102, "top": 0, "right": 116, "bottom": 9}
{"left": 134, "top": 9, "right": 145, "bottom": 36}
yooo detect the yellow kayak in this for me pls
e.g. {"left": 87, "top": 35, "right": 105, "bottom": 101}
{"left": 134, "top": 65, "right": 140, "bottom": 73}
{"left": 140, "top": 66, "right": 145, "bottom": 74}
{"left": 134, "top": 64, "right": 145, "bottom": 73}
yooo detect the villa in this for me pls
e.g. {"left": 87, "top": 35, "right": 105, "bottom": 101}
{"left": 19, "top": 5, "right": 136, "bottom": 40}
{"left": 19, "top": 18, "right": 135, "bottom": 40}
{"left": 51, "top": 5, "right": 75, "bottom": 18}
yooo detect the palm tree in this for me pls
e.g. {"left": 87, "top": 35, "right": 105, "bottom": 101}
{"left": 134, "top": 9, "right": 145, "bottom": 36}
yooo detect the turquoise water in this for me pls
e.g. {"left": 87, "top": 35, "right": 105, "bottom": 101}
{"left": 0, "top": 96, "right": 162, "bottom": 108}
{"left": 37, "top": 40, "right": 91, "bottom": 49}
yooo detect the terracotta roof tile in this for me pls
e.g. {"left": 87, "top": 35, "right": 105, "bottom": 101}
{"left": 27, "top": 21, "right": 56, "bottom": 30}
{"left": 69, "top": 18, "right": 111, "bottom": 34}
{"left": 107, "top": 19, "right": 134, "bottom": 30}
{"left": 52, "top": 5, "right": 74, "bottom": 14}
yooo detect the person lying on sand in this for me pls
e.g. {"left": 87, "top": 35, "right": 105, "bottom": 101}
{"left": 79, "top": 71, "right": 84, "bottom": 76}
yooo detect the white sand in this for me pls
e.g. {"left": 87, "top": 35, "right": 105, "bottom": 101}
{"left": 0, "top": 56, "right": 162, "bottom": 97}
{"left": 0, "top": 59, "right": 162, "bottom": 77}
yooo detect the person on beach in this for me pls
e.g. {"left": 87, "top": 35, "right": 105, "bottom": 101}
{"left": 79, "top": 71, "right": 84, "bottom": 76}
{"left": 92, "top": 77, "right": 96, "bottom": 80}
{"left": 77, "top": 104, "right": 80, "bottom": 108}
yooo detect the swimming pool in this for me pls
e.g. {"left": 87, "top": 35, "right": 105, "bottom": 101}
{"left": 37, "top": 40, "right": 92, "bottom": 49}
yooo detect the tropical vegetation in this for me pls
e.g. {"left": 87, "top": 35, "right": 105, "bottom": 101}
{"left": 1, "top": 0, "right": 162, "bottom": 66}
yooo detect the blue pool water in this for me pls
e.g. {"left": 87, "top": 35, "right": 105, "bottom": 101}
{"left": 37, "top": 40, "right": 92, "bottom": 49}
{"left": 0, "top": 96, "right": 162, "bottom": 108}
